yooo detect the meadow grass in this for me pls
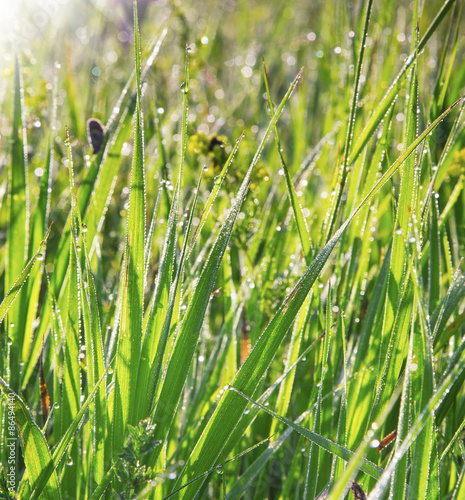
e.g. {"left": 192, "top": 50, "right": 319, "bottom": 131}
{"left": 1, "top": 0, "right": 465, "bottom": 498}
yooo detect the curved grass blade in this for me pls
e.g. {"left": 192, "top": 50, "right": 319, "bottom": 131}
{"left": 0, "top": 378, "right": 61, "bottom": 500}
{"left": 0, "top": 227, "right": 51, "bottom": 326}
{"left": 262, "top": 59, "right": 312, "bottom": 263}
{"left": 229, "top": 387, "right": 382, "bottom": 479}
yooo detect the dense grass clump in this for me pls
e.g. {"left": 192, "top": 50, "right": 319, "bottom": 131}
{"left": 1, "top": 0, "right": 465, "bottom": 498}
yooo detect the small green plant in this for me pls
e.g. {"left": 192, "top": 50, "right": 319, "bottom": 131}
{"left": 114, "top": 419, "right": 161, "bottom": 497}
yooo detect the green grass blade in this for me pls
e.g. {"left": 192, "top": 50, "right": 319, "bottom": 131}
{"left": 79, "top": 244, "right": 107, "bottom": 488}
{"left": 230, "top": 388, "right": 382, "bottom": 479}
{"left": 324, "top": 0, "right": 373, "bottom": 241}
{"left": 135, "top": 46, "right": 194, "bottom": 424}
{"left": 0, "top": 378, "right": 61, "bottom": 500}
{"left": 57, "top": 230, "right": 81, "bottom": 497}
{"left": 6, "top": 53, "right": 30, "bottom": 388}
{"left": 112, "top": 0, "right": 146, "bottom": 456}
{"left": 24, "top": 362, "right": 115, "bottom": 498}
{"left": 22, "top": 68, "right": 57, "bottom": 369}
{"left": 406, "top": 249, "right": 437, "bottom": 499}
{"left": 262, "top": 60, "right": 312, "bottom": 263}
{"left": 0, "top": 228, "right": 51, "bottom": 326}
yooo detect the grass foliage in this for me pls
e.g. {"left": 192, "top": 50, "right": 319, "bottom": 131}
{"left": 1, "top": 0, "right": 465, "bottom": 498}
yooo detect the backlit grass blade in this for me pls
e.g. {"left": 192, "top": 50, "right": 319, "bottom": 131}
{"left": 390, "top": 320, "right": 414, "bottom": 498}
{"left": 20, "top": 361, "right": 115, "bottom": 499}
{"left": 71, "top": 163, "right": 107, "bottom": 493}
{"left": 370, "top": 36, "right": 419, "bottom": 423}
{"left": 6, "top": 53, "right": 30, "bottom": 389}
{"left": 305, "top": 286, "right": 334, "bottom": 500}
{"left": 428, "top": 194, "right": 441, "bottom": 314}
{"left": 55, "top": 129, "right": 85, "bottom": 496}
{"left": 348, "top": 0, "right": 456, "bottom": 166}
{"left": 112, "top": 0, "right": 146, "bottom": 456}
{"left": 406, "top": 244, "right": 437, "bottom": 499}
{"left": 22, "top": 67, "right": 57, "bottom": 370}
{"left": 135, "top": 46, "right": 192, "bottom": 424}
{"left": 144, "top": 186, "right": 162, "bottom": 284}
{"left": 0, "top": 378, "right": 61, "bottom": 500}
{"left": 324, "top": 0, "right": 373, "bottom": 241}
{"left": 269, "top": 296, "right": 309, "bottom": 437}
{"left": 262, "top": 59, "right": 312, "bottom": 263}
{"left": 57, "top": 227, "right": 81, "bottom": 498}
{"left": 348, "top": 243, "right": 391, "bottom": 446}
{"left": 0, "top": 228, "right": 51, "bottom": 326}
{"left": 137, "top": 184, "right": 178, "bottom": 420}
{"left": 230, "top": 388, "right": 382, "bottom": 479}
{"left": 432, "top": 263, "right": 465, "bottom": 348}
{"left": 79, "top": 252, "right": 107, "bottom": 489}
{"left": 326, "top": 383, "right": 403, "bottom": 500}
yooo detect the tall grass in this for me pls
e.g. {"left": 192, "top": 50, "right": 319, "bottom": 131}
{"left": 1, "top": 0, "right": 465, "bottom": 498}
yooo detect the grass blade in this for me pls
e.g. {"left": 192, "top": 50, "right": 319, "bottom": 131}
{"left": 112, "top": 0, "right": 146, "bottom": 457}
